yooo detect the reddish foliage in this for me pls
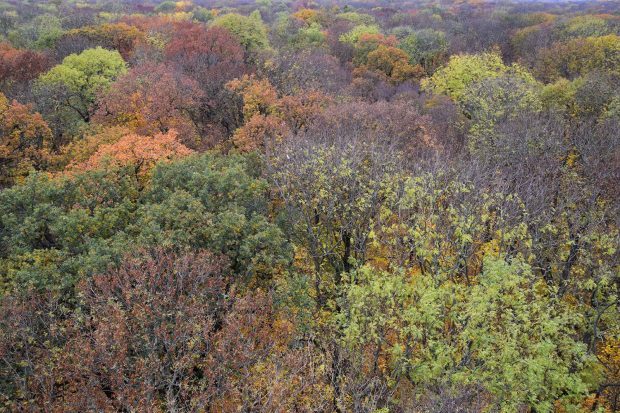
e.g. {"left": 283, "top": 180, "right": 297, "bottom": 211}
{"left": 164, "top": 25, "right": 245, "bottom": 83}
{"left": 0, "top": 43, "right": 50, "bottom": 84}
{"left": 0, "top": 249, "right": 329, "bottom": 412}
{"left": 228, "top": 75, "right": 330, "bottom": 152}
{"left": 277, "top": 91, "right": 331, "bottom": 133}
{"left": 58, "top": 249, "right": 230, "bottom": 411}
{"left": 163, "top": 23, "right": 248, "bottom": 143}
{"left": 94, "top": 63, "right": 204, "bottom": 146}
{"left": 308, "top": 100, "right": 441, "bottom": 159}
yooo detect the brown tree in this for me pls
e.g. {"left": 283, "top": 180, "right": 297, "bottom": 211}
{"left": 0, "top": 93, "right": 53, "bottom": 187}
{"left": 94, "top": 63, "right": 204, "bottom": 147}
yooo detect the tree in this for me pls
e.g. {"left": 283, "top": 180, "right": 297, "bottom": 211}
{"left": 154, "top": 0, "right": 177, "bottom": 13}
{"left": 339, "top": 257, "right": 596, "bottom": 412}
{"left": 421, "top": 52, "right": 531, "bottom": 102}
{"left": 212, "top": 12, "right": 270, "bottom": 56}
{"left": 558, "top": 15, "right": 613, "bottom": 39}
{"left": 0, "top": 169, "right": 140, "bottom": 292}
{"left": 227, "top": 74, "right": 279, "bottom": 120}
{"left": 398, "top": 29, "right": 448, "bottom": 73}
{"left": 460, "top": 73, "right": 542, "bottom": 151}
{"left": 232, "top": 113, "right": 290, "bottom": 153}
{"left": 0, "top": 289, "right": 69, "bottom": 409}
{"left": 339, "top": 24, "right": 381, "bottom": 44}
{"left": 164, "top": 25, "right": 245, "bottom": 78}
{"left": 535, "top": 34, "right": 620, "bottom": 82}
{"left": 53, "top": 125, "right": 131, "bottom": 170}
{"left": 0, "top": 93, "right": 52, "bottom": 187}
{"left": 164, "top": 24, "right": 247, "bottom": 141}
{"left": 264, "top": 50, "right": 349, "bottom": 95}
{"left": 227, "top": 75, "right": 330, "bottom": 151}
{"left": 0, "top": 250, "right": 325, "bottom": 412}
{"left": 351, "top": 33, "right": 397, "bottom": 67}
{"left": 421, "top": 51, "right": 541, "bottom": 153}
{"left": 59, "top": 248, "right": 230, "bottom": 411}
{"left": 55, "top": 22, "right": 145, "bottom": 60}
{"left": 137, "top": 152, "right": 291, "bottom": 284}
{"left": 7, "top": 14, "right": 64, "bottom": 50}
{"left": 69, "top": 130, "right": 193, "bottom": 179}
{"left": 290, "top": 22, "right": 327, "bottom": 50}
{"left": 35, "top": 47, "right": 127, "bottom": 141}
{"left": 94, "top": 63, "right": 204, "bottom": 147}
{"left": 363, "top": 45, "right": 424, "bottom": 83}
{"left": 0, "top": 43, "right": 49, "bottom": 87}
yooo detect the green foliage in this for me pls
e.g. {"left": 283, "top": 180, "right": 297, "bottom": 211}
{"left": 212, "top": 12, "right": 270, "bottom": 54}
{"left": 0, "top": 169, "right": 138, "bottom": 292}
{"left": 291, "top": 22, "right": 326, "bottom": 50}
{"left": 8, "top": 14, "right": 63, "bottom": 49}
{"left": 137, "top": 153, "right": 291, "bottom": 282}
{"left": 192, "top": 6, "right": 214, "bottom": 23}
{"left": 463, "top": 258, "right": 593, "bottom": 411}
{"left": 559, "top": 15, "right": 612, "bottom": 39}
{"left": 336, "top": 11, "right": 375, "bottom": 25}
{"left": 536, "top": 35, "right": 620, "bottom": 81}
{"left": 423, "top": 52, "right": 540, "bottom": 152}
{"left": 0, "top": 152, "right": 289, "bottom": 293}
{"left": 35, "top": 47, "right": 126, "bottom": 129}
{"left": 339, "top": 24, "right": 381, "bottom": 44}
{"left": 38, "top": 47, "right": 126, "bottom": 100}
{"left": 422, "top": 52, "right": 532, "bottom": 102}
{"left": 398, "top": 29, "right": 447, "bottom": 71}
{"left": 154, "top": 0, "right": 176, "bottom": 13}
{"left": 340, "top": 257, "right": 596, "bottom": 412}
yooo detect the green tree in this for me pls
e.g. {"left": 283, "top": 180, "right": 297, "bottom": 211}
{"left": 35, "top": 47, "right": 126, "bottom": 140}
{"left": 398, "top": 29, "right": 448, "bottom": 72}
{"left": 559, "top": 15, "right": 612, "bottom": 39}
{"left": 339, "top": 24, "right": 381, "bottom": 44}
{"left": 0, "top": 169, "right": 138, "bottom": 293}
{"left": 7, "top": 14, "right": 64, "bottom": 50}
{"left": 154, "top": 0, "right": 176, "bottom": 13}
{"left": 421, "top": 52, "right": 531, "bottom": 102}
{"left": 212, "top": 12, "right": 270, "bottom": 55}
{"left": 291, "top": 23, "right": 326, "bottom": 50}
{"left": 36, "top": 47, "right": 127, "bottom": 123}
{"left": 340, "top": 257, "right": 597, "bottom": 412}
{"left": 135, "top": 152, "right": 291, "bottom": 284}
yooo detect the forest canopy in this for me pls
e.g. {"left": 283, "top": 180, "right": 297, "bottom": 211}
{"left": 0, "top": 0, "right": 618, "bottom": 412}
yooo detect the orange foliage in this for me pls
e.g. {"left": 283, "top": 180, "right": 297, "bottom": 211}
{"left": 363, "top": 45, "right": 424, "bottom": 83}
{"left": 0, "top": 93, "right": 52, "bottom": 186}
{"left": 232, "top": 114, "right": 290, "bottom": 152}
{"left": 276, "top": 91, "right": 331, "bottom": 133}
{"left": 227, "top": 74, "right": 279, "bottom": 119}
{"left": 292, "top": 8, "right": 324, "bottom": 25}
{"left": 69, "top": 130, "right": 193, "bottom": 177}
{"left": 596, "top": 336, "right": 620, "bottom": 411}
{"left": 353, "top": 33, "right": 398, "bottom": 66}
{"left": 228, "top": 76, "right": 330, "bottom": 152}
{"left": 54, "top": 126, "right": 131, "bottom": 170}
